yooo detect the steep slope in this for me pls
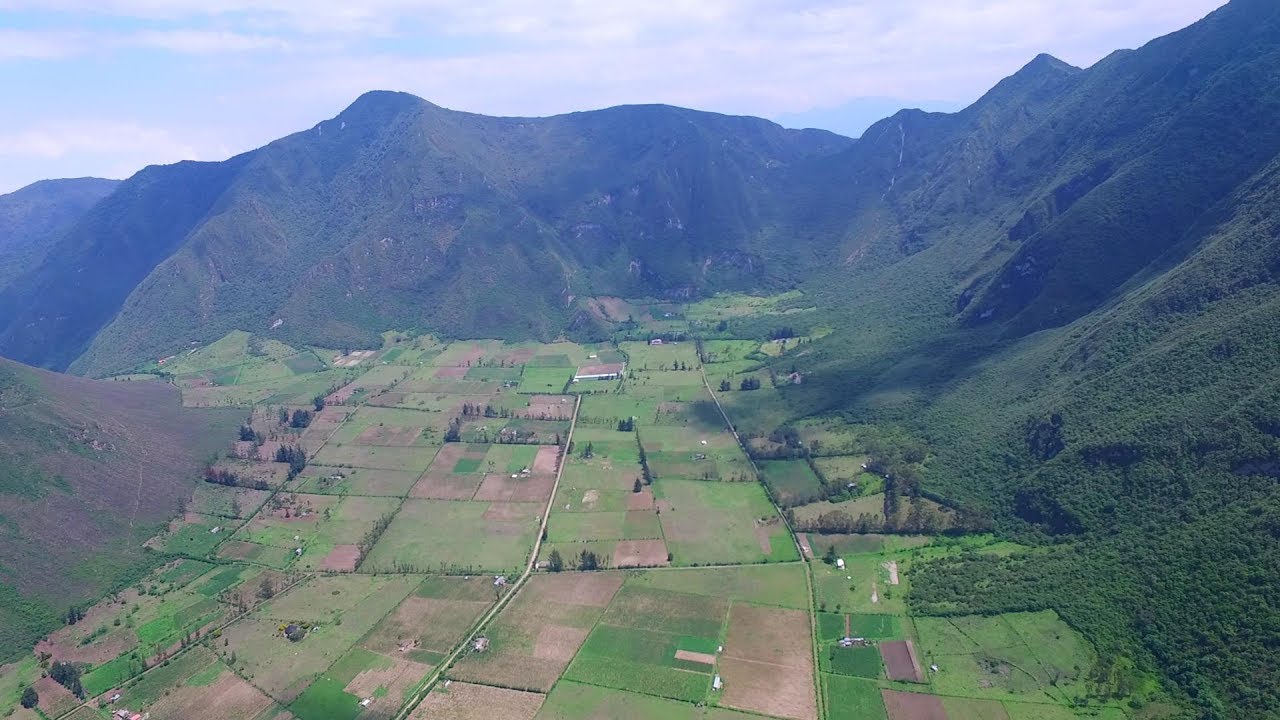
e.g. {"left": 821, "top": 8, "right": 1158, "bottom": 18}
{"left": 0, "top": 98, "right": 851, "bottom": 376}
{"left": 0, "top": 360, "right": 240, "bottom": 661}
{"left": 0, "top": 177, "right": 118, "bottom": 289}
{"left": 771, "top": 1, "right": 1280, "bottom": 716}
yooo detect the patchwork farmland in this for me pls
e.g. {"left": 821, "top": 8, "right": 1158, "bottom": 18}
{"left": 7, "top": 325, "right": 1135, "bottom": 720}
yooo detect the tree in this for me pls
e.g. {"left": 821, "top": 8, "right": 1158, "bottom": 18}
{"left": 239, "top": 424, "right": 256, "bottom": 442}
{"left": 739, "top": 377, "right": 761, "bottom": 391}
{"left": 581, "top": 442, "right": 595, "bottom": 459}
{"left": 278, "top": 408, "right": 290, "bottom": 425}
{"left": 257, "top": 577, "right": 275, "bottom": 600}
{"left": 444, "top": 418, "right": 462, "bottom": 443}
{"left": 823, "top": 545, "right": 838, "bottom": 565}
{"left": 313, "top": 395, "right": 326, "bottom": 412}
{"left": 20, "top": 685, "right": 37, "bottom": 709}
{"left": 290, "top": 409, "right": 312, "bottom": 428}
{"left": 719, "top": 379, "right": 731, "bottom": 392}
{"left": 578, "top": 549, "right": 600, "bottom": 571}
{"left": 547, "top": 549, "right": 564, "bottom": 572}
{"left": 49, "top": 662, "right": 83, "bottom": 698}
{"left": 633, "top": 478, "right": 643, "bottom": 493}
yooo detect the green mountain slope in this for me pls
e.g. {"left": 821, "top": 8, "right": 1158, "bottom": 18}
{"left": 771, "top": 1, "right": 1280, "bottom": 716}
{"left": 0, "top": 97, "right": 851, "bottom": 375}
{"left": 0, "top": 177, "right": 118, "bottom": 290}
{"left": 0, "top": 360, "right": 240, "bottom": 661}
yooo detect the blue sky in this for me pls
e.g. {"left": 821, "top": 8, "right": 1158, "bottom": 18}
{"left": 0, "top": 0, "right": 1226, "bottom": 193}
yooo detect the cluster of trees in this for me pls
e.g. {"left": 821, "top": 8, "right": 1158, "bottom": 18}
{"left": 739, "top": 377, "right": 762, "bottom": 391}
{"left": 20, "top": 685, "right": 36, "bottom": 708}
{"left": 63, "top": 605, "right": 85, "bottom": 625}
{"left": 768, "top": 327, "right": 797, "bottom": 340}
{"left": 459, "top": 402, "right": 503, "bottom": 418}
{"left": 444, "top": 417, "right": 463, "bottom": 442}
{"left": 203, "top": 466, "right": 268, "bottom": 490}
{"left": 288, "top": 409, "right": 312, "bottom": 429}
{"left": 238, "top": 424, "right": 261, "bottom": 443}
{"left": 616, "top": 417, "right": 635, "bottom": 432}
{"left": 49, "top": 661, "right": 83, "bottom": 697}
{"left": 546, "top": 548, "right": 605, "bottom": 572}
{"left": 274, "top": 445, "right": 307, "bottom": 480}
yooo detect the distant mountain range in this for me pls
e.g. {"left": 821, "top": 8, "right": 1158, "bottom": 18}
{"left": 0, "top": 177, "right": 118, "bottom": 291}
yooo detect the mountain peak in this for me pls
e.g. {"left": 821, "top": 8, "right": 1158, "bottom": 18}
{"left": 338, "top": 90, "right": 431, "bottom": 121}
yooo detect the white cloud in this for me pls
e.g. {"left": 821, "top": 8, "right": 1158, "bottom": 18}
{"left": 0, "top": 123, "right": 199, "bottom": 161}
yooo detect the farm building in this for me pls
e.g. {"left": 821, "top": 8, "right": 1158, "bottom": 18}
{"left": 649, "top": 338, "right": 664, "bottom": 345}
{"left": 573, "top": 363, "right": 625, "bottom": 382}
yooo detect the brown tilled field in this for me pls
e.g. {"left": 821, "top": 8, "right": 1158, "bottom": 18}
{"left": 533, "top": 624, "right": 590, "bottom": 663}
{"left": 363, "top": 595, "right": 492, "bottom": 657}
{"left": 880, "top": 640, "right": 924, "bottom": 682}
{"left": 355, "top": 425, "right": 424, "bottom": 446}
{"left": 719, "top": 604, "right": 817, "bottom": 720}
{"left": 449, "top": 573, "right": 623, "bottom": 691}
{"left": 627, "top": 487, "right": 655, "bottom": 510}
{"left": 34, "top": 676, "right": 80, "bottom": 718}
{"left": 435, "top": 365, "right": 470, "bottom": 378}
{"left": 410, "top": 472, "right": 484, "bottom": 500}
{"left": 345, "top": 656, "right": 432, "bottom": 719}
{"left": 320, "top": 544, "right": 361, "bottom": 571}
{"left": 533, "top": 444, "right": 562, "bottom": 473}
{"left": 612, "top": 539, "right": 670, "bottom": 567}
{"left": 410, "top": 681, "right": 544, "bottom": 720}
{"left": 473, "top": 473, "right": 557, "bottom": 503}
{"left": 526, "top": 395, "right": 575, "bottom": 420}
{"left": 882, "top": 690, "right": 947, "bottom": 720}
{"left": 143, "top": 667, "right": 275, "bottom": 720}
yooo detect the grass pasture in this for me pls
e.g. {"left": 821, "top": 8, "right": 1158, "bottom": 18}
{"left": 361, "top": 499, "right": 539, "bottom": 573}
{"left": 914, "top": 611, "right": 1096, "bottom": 704}
{"left": 759, "top": 459, "right": 826, "bottom": 506}
{"left": 655, "top": 479, "right": 796, "bottom": 565}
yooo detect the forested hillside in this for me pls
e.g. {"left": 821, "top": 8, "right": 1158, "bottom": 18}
{"left": 771, "top": 1, "right": 1280, "bottom": 716}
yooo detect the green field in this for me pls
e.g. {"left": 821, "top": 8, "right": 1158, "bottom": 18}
{"left": 759, "top": 459, "right": 825, "bottom": 506}
{"left": 824, "top": 675, "right": 888, "bottom": 720}
{"left": 519, "top": 366, "right": 573, "bottom": 394}
{"left": 822, "top": 643, "right": 882, "bottom": 678}
{"left": 361, "top": 499, "right": 538, "bottom": 573}
{"left": 914, "top": 611, "right": 1097, "bottom": 704}
{"left": 655, "top": 479, "right": 797, "bottom": 565}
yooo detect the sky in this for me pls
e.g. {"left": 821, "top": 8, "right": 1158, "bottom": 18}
{"left": 0, "top": 0, "right": 1227, "bottom": 194}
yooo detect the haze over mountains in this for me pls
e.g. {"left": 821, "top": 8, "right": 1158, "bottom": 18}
{"left": 1, "top": 0, "right": 1278, "bottom": 717}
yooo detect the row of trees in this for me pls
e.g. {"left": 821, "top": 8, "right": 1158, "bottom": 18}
{"left": 546, "top": 548, "right": 603, "bottom": 572}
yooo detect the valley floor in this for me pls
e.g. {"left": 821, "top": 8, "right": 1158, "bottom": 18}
{"left": 0, "top": 300, "right": 1147, "bottom": 720}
